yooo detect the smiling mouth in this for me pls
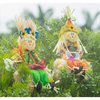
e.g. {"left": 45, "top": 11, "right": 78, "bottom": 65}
{"left": 71, "top": 36, "right": 74, "bottom": 38}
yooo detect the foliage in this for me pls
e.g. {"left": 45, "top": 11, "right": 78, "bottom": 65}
{"left": 22, "top": 5, "right": 54, "bottom": 26}
{"left": 6, "top": 5, "right": 54, "bottom": 34}
{"left": 81, "top": 10, "right": 100, "bottom": 31}
{"left": 0, "top": 15, "right": 100, "bottom": 97}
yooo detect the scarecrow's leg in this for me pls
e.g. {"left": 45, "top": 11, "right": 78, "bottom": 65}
{"left": 31, "top": 70, "right": 40, "bottom": 84}
{"left": 39, "top": 70, "right": 49, "bottom": 86}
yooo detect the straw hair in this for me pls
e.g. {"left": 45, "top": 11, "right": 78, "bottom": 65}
{"left": 15, "top": 16, "right": 36, "bottom": 34}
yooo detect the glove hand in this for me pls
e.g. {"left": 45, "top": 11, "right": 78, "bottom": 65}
{"left": 54, "top": 87, "right": 60, "bottom": 93}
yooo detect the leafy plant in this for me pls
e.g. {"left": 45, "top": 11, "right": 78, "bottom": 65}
{"left": 0, "top": 15, "right": 100, "bottom": 97}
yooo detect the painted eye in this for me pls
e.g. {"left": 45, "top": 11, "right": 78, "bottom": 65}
{"left": 22, "top": 32, "right": 25, "bottom": 35}
{"left": 71, "top": 26, "right": 73, "bottom": 29}
{"left": 71, "top": 33, "right": 74, "bottom": 35}
{"left": 31, "top": 32, "right": 34, "bottom": 36}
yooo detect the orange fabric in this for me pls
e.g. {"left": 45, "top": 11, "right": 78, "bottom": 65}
{"left": 66, "top": 59, "right": 89, "bottom": 70}
{"left": 67, "top": 20, "right": 73, "bottom": 26}
{"left": 18, "top": 44, "right": 23, "bottom": 55}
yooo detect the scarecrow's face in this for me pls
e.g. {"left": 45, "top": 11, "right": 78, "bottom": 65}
{"left": 64, "top": 31, "right": 79, "bottom": 42}
{"left": 19, "top": 34, "right": 36, "bottom": 51}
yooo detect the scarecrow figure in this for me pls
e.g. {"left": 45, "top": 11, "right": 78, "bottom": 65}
{"left": 4, "top": 17, "right": 59, "bottom": 93}
{"left": 53, "top": 7, "right": 92, "bottom": 81}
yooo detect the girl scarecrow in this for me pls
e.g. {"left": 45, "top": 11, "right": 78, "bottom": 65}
{"left": 4, "top": 17, "right": 59, "bottom": 93}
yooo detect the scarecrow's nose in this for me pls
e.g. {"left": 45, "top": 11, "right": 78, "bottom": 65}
{"left": 71, "top": 33, "right": 74, "bottom": 38}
